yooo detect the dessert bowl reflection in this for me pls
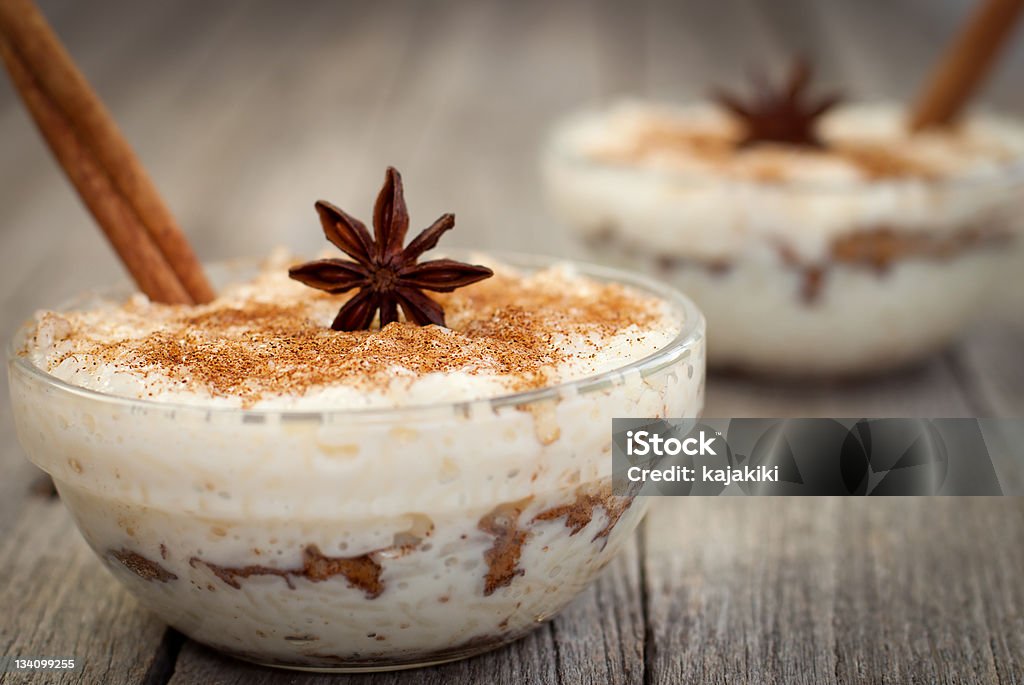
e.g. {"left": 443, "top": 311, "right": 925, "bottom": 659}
{"left": 8, "top": 254, "right": 705, "bottom": 672}
{"left": 544, "top": 101, "right": 1024, "bottom": 375}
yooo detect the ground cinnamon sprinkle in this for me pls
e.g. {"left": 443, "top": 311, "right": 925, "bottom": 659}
{"left": 586, "top": 115, "right": 958, "bottom": 181}
{"left": 577, "top": 104, "right": 1024, "bottom": 181}
{"left": 35, "top": 258, "right": 668, "bottom": 407}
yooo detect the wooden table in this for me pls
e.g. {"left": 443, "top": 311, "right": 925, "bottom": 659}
{"left": 2, "top": 1, "right": 1023, "bottom": 683}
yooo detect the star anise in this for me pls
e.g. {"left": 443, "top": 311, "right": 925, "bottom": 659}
{"left": 288, "top": 167, "right": 493, "bottom": 331}
{"left": 712, "top": 59, "right": 842, "bottom": 149}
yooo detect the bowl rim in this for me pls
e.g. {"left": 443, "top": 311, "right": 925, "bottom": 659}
{"left": 544, "top": 100, "right": 1024, "bottom": 192}
{"left": 7, "top": 250, "right": 705, "bottom": 421}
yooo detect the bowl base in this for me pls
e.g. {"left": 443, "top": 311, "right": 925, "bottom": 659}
{"left": 247, "top": 653, "right": 472, "bottom": 674}
{"left": 210, "top": 630, "right": 530, "bottom": 673}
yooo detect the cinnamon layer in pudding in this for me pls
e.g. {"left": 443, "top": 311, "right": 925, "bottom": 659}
{"left": 21, "top": 252, "right": 682, "bottom": 409}
{"left": 588, "top": 223, "right": 1009, "bottom": 303}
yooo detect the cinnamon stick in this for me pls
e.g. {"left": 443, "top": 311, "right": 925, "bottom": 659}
{"left": 0, "top": 0, "right": 214, "bottom": 303}
{"left": 0, "top": 38, "right": 192, "bottom": 305}
{"left": 909, "top": 0, "right": 1024, "bottom": 131}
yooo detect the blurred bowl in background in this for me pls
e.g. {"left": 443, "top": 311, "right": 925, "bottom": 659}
{"left": 543, "top": 101, "right": 1024, "bottom": 376}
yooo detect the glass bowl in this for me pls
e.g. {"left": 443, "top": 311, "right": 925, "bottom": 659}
{"left": 543, "top": 103, "right": 1024, "bottom": 375}
{"left": 7, "top": 252, "right": 705, "bottom": 672}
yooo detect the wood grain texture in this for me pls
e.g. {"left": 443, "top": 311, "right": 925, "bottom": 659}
{"left": 0, "top": 497, "right": 176, "bottom": 685}
{"left": 1, "top": 0, "right": 1023, "bottom": 684}
{"left": 642, "top": 498, "right": 1024, "bottom": 685}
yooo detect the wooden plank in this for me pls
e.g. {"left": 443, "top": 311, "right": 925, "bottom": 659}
{"left": 642, "top": 497, "right": 1024, "bottom": 685}
{"left": 951, "top": 319, "right": 1024, "bottom": 417}
{"left": 644, "top": 0, "right": 789, "bottom": 101}
{"left": 549, "top": 533, "right": 645, "bottom": 685}
{"left": 704, "top": 356, "right": 976, "bottom": 419}
{"left": 642, "top": 499, "right": 840, "bottom": 685}
{"left": 388, "top": 0, "right": 604, "bottom": 257}
{"left": 948, "top": 322, "right": 1024, "bottom": 492}
{"left": 805, "top": 0, "right": 951, "bottom": 99}
{"left": 592, "top": 0, "right": 649, "bottom": 99}
{"left": 0, "top": 498, "right": 176, "bottom": 685}
{"left": 142, "top": 0, "right": 414, "bottom": 258}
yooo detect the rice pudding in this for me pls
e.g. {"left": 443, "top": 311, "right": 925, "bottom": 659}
{"left": 544, "top": 100, "right": 1024, "bottom": 374}
{"left": 8, "top": 252, "right": 705, "bottom": 671}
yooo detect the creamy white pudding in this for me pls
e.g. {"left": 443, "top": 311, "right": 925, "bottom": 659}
{"left": 545, "top": 101, "right": 1024, "bottom": 374}
{"left": 24, "top": 250, "right": 683, "bottom": 409}
{"left": 9, "top": 253, "right": 705, "bottom": 671}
